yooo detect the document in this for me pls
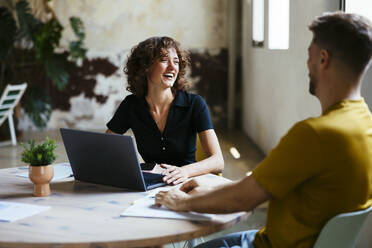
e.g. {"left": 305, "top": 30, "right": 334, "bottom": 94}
{"left": 121, "top": 180, "right": 246, "bottom": 222}
{"left": 121, "top": 194, "right": 214, "bottom": 221}
{"left": 0, "top": 201, "right": 50, "bottom": 222}
{"left": 16, "top": 162, "right": 73, "bottom": 181}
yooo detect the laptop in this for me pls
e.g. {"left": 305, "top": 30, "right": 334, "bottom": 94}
{"left": 60, "top": 128, "right": 166, "bottom": 191}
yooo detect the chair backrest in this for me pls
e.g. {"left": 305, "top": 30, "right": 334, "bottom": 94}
{"left": 313, "top": 205, "right": 372, "bottom": 248}
{"left": 196, "top": 135, "right": 208, "bottom": 162}
{"left": 0, "top": 83, "right": 27, "bottom": 126}
{"left": 196, "top": 135, "right": 222, "bottom": 177}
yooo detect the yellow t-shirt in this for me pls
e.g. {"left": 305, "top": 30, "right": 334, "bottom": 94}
{"left": 253, "top": 99, "right": 372, "bottom": 248}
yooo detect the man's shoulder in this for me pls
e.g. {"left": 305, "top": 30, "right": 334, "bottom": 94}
{"left": 300, "top": 115, "right": 344, "bottom": 138}
{"left": 284, "top": 116, "right": 346, "bottom": 143}
{"left": 303, "top": 109, "right": 372, "bottom": 143}
{"left": 284, "top": 120, "right": 318, "bottom": 141}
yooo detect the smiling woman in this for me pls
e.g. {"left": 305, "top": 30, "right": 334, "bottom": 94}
{"left": 106, "top": 36, "right": 224, "bottom": 185}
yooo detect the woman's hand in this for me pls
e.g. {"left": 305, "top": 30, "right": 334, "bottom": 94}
{"left": 160, "top": 164, "right": 189, "bottom": 185}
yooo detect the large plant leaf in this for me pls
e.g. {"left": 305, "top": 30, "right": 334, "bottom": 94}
{"left": 69, "top": 17, "right": 86, "bottom": 62}
{"left": 16, "top": 0, "right": 42, "bottom": 41}
{"left": 69, "top": 40, "right": 87, "bottom": 62}
{"left": 45, "top": 54, "right": 69, "bottom": 90}
{"left": 23, "top": 87, "right": 51, "bottom": 129}
{"left": 0, "top": 7, "right": 17, "bottom": 61}
{"left": 70, "top": 17, "right": 85, "bottom": 40}
{"left": 34, "top": 18, "right": 63, "bottom": 60}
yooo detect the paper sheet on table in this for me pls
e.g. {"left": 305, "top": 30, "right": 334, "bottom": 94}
{"left": 0, "top": 201, "right": 50, "bottom": 222}
{"left": 16, "top": 162, "right": 73, "bottom": 181}
{"left": 121, "top": 194, "right": 216, "bottom": 221}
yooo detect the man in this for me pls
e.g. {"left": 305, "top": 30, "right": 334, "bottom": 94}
{"left": 155, "top": 12, "right": 372, "bottom": 248}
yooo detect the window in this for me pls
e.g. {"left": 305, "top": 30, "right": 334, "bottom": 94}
{"left": 268, "top": 0, "right": 290, "bottom": 50}
{"left": 344, "top": 0, "right": 372, "bottom": 22}
{"left": 252, "top": 0, "right": 265, "bottom": 47}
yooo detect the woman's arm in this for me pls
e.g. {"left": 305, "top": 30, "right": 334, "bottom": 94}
{"left": 162, "top": 129, "right": 224, "bottom": 184}
{"left": 105, "top": 129, "right": 116, "bottom": 134}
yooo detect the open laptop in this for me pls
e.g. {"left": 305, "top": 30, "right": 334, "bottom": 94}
{"left": 60, "top": 128, "right": 166, "bottom": 191}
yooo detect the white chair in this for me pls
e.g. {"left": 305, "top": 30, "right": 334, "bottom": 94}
{"left": 314, "top": 205, "right": 372, "bottom": 248}
{"left": 0, "top": 83, "right": 27, "bottom": 146}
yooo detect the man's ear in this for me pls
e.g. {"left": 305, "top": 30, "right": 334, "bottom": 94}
{"left": 319, "top": 49, "right": 330, "bottom": 69}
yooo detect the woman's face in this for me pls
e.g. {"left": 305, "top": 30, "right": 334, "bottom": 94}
{"left": 146, "top": 47, "right": 179, "bottom": 90}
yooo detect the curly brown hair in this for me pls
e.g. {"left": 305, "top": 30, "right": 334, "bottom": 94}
{"left": 124, "top": 36, "right": 191, "bottom": 97}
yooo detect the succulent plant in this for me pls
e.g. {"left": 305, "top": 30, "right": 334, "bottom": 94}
{"left": 21, "top": 137, "right": 57, "bottom": 166}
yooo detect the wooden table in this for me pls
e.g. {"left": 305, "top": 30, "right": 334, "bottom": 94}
{"left": 0, "top": 167, "right": 249, "bottom": 248}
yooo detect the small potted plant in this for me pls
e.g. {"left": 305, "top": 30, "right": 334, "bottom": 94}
{"left": 21, "top": 137, "right": 57, "bottom": 197}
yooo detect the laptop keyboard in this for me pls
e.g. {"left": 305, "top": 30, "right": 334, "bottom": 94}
{"left": 142, "top": 172, "right": 166, "bottom": 188}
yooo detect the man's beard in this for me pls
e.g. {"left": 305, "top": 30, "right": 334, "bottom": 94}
{"left": 308, "top": 73, "right": 317, "bottom": 95}
{"left": 309, "top": 79, "right": 315, "bottom": 95}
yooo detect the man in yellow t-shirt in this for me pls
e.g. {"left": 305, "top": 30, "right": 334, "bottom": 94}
{"left": 155, "top": 12, "right": 372, "bottom": 248}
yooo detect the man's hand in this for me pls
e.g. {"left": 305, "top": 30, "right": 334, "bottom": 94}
{"left": 180, "top": 178, "right": 213, "bottom": 195}
{"left": 155, "top": 178, "right": 214, "bottom": 211}
{"left": 161, "top": 164, "right": 189, "bottom": 185}
{"left": 155, "top": 188, "right": 190, "bottom": 211}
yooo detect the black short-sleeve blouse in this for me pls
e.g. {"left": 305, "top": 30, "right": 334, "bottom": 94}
{"left": 106, "top": 91, "right": 213, "bottom": 166}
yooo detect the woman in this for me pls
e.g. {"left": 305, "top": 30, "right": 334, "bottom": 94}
{"left": 106, "top": 36, "right": 224, "bottom": 185}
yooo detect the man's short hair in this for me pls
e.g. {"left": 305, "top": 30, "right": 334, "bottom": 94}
{"left": 309, "top": 12, "right": 372, "bottom": 76}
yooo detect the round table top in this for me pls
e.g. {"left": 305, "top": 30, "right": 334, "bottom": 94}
{"left": 0, "top": 167, "right": 249, "bottom": 248}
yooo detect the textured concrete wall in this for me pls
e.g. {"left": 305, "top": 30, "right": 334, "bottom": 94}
{"left": 19, "top": 0, "right": 229, "bottom": 130}
{"left": 54, "top": 0, "right": 227, "bottom": 53}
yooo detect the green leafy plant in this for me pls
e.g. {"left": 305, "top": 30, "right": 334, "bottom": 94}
{"left": 0, "top": 0, "right": 87, "bottom": 128}
{"left": 21, "top": 137, "right": 57, "bottom": 166}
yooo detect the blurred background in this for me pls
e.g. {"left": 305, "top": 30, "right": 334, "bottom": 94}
{"left": 0, "top": 0, "right": 371, "bottom": 247}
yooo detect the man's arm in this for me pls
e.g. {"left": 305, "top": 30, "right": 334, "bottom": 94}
{"left": 155, "top": 175, "right": 271, "bottom": 214}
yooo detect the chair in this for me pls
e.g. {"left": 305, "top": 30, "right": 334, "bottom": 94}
{"left": 196, "top": 135, "right": 208, "bottom": 161}
{"left": 196, "top": 135, "right": 222, "bottom": 177}
{"left": 0, "top": 83, "right": 27, "bottom": 146}
{"left": 313, "top": 205, "right": 372, "bottom": 248}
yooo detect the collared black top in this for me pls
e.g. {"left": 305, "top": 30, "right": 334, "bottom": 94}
{"left": 106, "top": 91, "right": 213, "bottom": 166}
